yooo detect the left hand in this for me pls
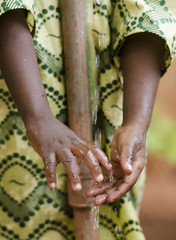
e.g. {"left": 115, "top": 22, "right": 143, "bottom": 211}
{"left": 86, "top": 124, "right": 146, "bottom": 205}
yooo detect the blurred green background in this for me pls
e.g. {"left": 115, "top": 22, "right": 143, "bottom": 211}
{"left": 148, "top": 110, "right": 176, "bottom": 165}
{"left": 147, "top": 59, "right": 176, "bottom": 166}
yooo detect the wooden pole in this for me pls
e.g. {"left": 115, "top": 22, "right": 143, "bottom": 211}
{"left": 60, "top": 1, "right": 99, "bottom": 239}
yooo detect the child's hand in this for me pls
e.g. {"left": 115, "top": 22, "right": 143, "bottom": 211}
{"left": 86, "top": 125, "right": 146, "bottom": 205}
{"left": 0, "top": 9, "right": 112, "bottom": 193}
{"left": 26, "top": 114, "right": 112, "bottom": 191}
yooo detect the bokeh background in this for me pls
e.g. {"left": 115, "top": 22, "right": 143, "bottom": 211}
{"left": 140, "top": 59, "right": 176, "bottom": 240}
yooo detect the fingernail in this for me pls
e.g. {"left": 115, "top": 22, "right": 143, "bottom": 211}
{"left": 126, "top": 161, "right": 132, "bottom": 171}
{"left": 75, "top": 183, "right": 82, "bottom": 190}
{"left": 108, "top": 163, "right": 113, "bottom": 169}
{"left": 50, "top": 182, "right": 56, "bottom": 190}
{"left": 96, "top": 174, "right": 104, "bottom": 182}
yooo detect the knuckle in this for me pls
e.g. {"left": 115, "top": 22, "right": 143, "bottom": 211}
{"left": 65, "top": 156, "right": 75, "bottom": 165}
{"left": 45, "top": 166, "right": 55, "bottom": 177}
{"left": 87, "top": 150, "right": 97, "bottom": 163}
{"left": 45, "top": 158, "right": 55, "bottom": 167}
{"left": 90, "top": 163, "right": 100, "bottom": 173}
{"left": 45, "top": 168, "right": 55, "bottom": 177}
{"left": 72, "top": 173, "right": 80, "bottom": 181}
{"left": 48, "top": 173, "right": 55, "bottom": 179}
{"left": 62, "top": 148, "right": 76, "bottom": 165}
{"left": 127, "top": 152, "right": 134, "bottom": 160}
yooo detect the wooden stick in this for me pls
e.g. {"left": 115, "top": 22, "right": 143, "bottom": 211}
{"left": 60, "top": 0, "right": 99, "bottom": 239}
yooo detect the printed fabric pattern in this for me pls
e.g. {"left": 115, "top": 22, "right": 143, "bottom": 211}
{"left": 0, "top": 0, "right": 176, "bottom": 239}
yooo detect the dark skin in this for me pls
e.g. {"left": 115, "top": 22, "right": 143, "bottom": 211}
{"left": 0, "top": 10, "right": 165, "bottom": 204}
{"left": 87, "top": 33, "right": 165, "bottom": 205}
{"left": 0, "top": 10, "right": 112, "bottom": 191}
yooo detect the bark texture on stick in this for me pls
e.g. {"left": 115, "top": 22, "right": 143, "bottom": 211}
{"left": 60, "top": 0, "right": 99, "bottom": 239}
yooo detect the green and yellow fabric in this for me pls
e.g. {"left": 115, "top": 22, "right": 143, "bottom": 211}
{"left": 0, "top": 0, "right": 176, "bottom": 239}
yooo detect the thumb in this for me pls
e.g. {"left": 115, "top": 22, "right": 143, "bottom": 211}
{"left": 120, "top": 148, "right": 133, "bottom": 174}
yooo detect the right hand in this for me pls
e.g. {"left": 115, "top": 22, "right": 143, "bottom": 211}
{"left": 26, "top": 114, "right": 112, "bottom": 191}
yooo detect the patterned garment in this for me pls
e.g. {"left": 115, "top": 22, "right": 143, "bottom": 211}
{"left": 0, "top": 0, "right": 176, "bottom": 239}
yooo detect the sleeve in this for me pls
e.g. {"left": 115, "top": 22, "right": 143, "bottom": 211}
{"left": 0, "top": 0, "right": 36, "bottom": 36}
{"left": 111, "top": 0, "right": 176, "bottom": 75}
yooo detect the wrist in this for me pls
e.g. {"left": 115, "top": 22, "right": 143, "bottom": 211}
{"left": 23, "top": 107, "right": 53, "bottom": 130}
{"left": 122, "top": 106, "right": 153, "bottom": 137}
{"left": 121, "top": 119, "right": 149, "bottom": 138}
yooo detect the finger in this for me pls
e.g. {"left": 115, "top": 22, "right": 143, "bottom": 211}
{"left": 71, "top": 143, "right": 104, "bottom": 183}
{"left": 87, "top": 174, "right": 117, "bottom": 197}
{"left": 120, "top": 148, "right": 133, "bottom": 174}
{"left": 111, "top": 134, "right": 134, "bottom": 174}
{"left": 110, "top": 147, "right": 124, "bottom": 175}
{"left": 43, "top": 152, "right": 57, "bottom": 191}
{"left": 107, "top": 154, "right": 145, "bottom": 202}
{"left": 94, "top": 194, "right": 108, "bottom": 206}
{"left": 110, "top": 160, "right": 124, "bottom": 179}
{"left": 106, "top": 182, "right": 130, "bottom": 202}
{"left": 124, "top": 154, "right": 145, "bottom": 185}
{"left": 111, "top": 148, "right": 121, "bottom": 163}
{"left": 86, "top": 142, "right": 112, "bottom": 171}
{"left": 58, "top": 148, "right": 82, "bottom": 192}
{"left": 87, "top": 183, "right": 111, "bottom": 197}
{"left": 106, "top": 173, "right": 138, "bottom": 203}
